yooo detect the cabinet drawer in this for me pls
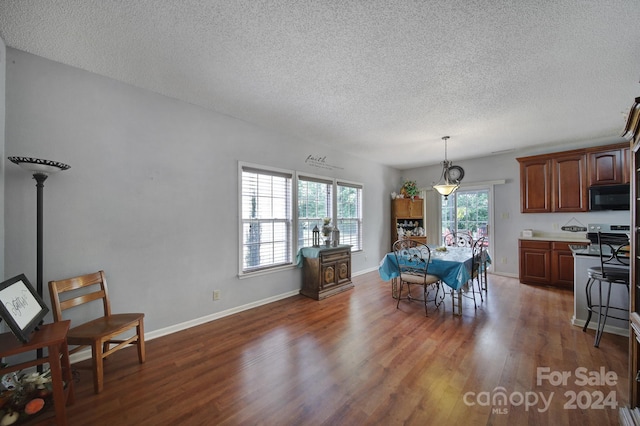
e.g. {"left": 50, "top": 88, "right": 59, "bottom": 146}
{"left": 519, "top": 240, "right": 551, "bottom": 249}
{"left": 551, "top": 241, "right": 573, "bottom": 251}
{"left": 321, "top": 250, "right": 349, "bottom": 263}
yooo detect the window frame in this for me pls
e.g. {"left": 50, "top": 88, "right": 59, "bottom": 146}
{"left": 239, "top": 162, "right": 294, "bottom": 277}
{"left": 336, "top": 179, "right": 363, "bottom": 251}
{"left": 239, "top": 162, "right": 364, "bottom": 277}
{"left": 297, "top": 174, "right": 334, "bottom": 250}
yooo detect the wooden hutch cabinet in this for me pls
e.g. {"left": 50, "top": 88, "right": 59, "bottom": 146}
{"left": 300, "top": 245, "right": 353, "bottom": 300}
{"left": 391, "top": 198, "right": 426, "bottom": 249}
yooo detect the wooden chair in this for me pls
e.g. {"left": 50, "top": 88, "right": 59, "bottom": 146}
{"left": 48, "top": 270, "right": 145, "bottom": 393}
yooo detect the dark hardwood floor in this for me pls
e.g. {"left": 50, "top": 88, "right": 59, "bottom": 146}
{"left": 65, "top": 272, "right": 628, "bottom": 425}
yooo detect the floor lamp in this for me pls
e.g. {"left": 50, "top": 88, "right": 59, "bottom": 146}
{"left": 8, "top": 156, "right": 70, "bottom": 364}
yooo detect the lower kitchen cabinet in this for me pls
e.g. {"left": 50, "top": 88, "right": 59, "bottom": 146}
{"left": 519, "top": 239, "right": 582, "bottom": 289}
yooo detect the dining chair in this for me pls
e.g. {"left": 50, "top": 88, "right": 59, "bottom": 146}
{"left": 48, "top": 270, "right": 145, "bottom": 393}
{"left": 392, "top": 239, "right": 441, "bottom": 316}
{"left": 582, "top": 232, "right": 630, "bottom": 347}
{"left": 471, "top": 237, "right": 487, "bottom": 302}
{"left": 443, "top": 231, "right": 473, "bottom": 248}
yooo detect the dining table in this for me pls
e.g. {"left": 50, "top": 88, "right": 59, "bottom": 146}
{"left": 378, "top": 245, "right": 489, "bottom": 315}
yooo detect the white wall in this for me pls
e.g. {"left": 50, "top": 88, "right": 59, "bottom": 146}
{"left": 4, "top": 48, "right": 399, "bottom": 333}
{"left": 402, "top": 145, "right": 631, "bottom": 277}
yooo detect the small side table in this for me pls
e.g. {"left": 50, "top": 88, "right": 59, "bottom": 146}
{"left": 299, "top": 245, "right": 353, "bottom": 300}
{"left": 0, "top": 321, "right": 74, "bottom": 425}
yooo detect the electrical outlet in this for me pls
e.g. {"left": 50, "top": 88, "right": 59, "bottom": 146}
{"left": 213, "top": 290, "right": 221, "bottom": 301}
{"left": 501, "top": 257, "right": 508, "bottom": 264}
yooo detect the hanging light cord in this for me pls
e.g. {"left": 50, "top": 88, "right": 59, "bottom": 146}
{"left": 442, "top": 136, "right": 451, "bottom": 183}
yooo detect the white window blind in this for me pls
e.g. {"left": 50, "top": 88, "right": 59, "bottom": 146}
{"left": 337, "top": 181, "right": 363, "bottom": 250}
{"left": 241, "top": 166, "right": 293, "bottom": 273}
{"left": 297, "top": 176, "right": 333, "bottom": 248}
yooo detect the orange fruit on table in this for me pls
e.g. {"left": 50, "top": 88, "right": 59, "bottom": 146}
{"left": 24, "top": 398, "right": 45, "bottom": 415}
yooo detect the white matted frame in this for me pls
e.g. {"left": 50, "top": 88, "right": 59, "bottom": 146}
{"left": 0, "top": 274, "right": 49, "bottom": 343}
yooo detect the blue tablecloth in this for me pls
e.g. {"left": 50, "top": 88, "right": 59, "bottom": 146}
{"left": 379, "top": 246, "right": 486, "bottom": 291}
{"left": 296, "top": 245, "right": 352, "bottom": 267}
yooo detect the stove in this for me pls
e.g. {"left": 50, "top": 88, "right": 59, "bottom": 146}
{"left": 586, "top": 223, "right": 630, "bottom": 246}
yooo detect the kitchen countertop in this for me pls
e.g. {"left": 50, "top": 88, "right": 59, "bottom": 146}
{"left": 519, "top": 231, "right": 590, "bottom": 243}
{"left": 570, "top": 244, "right": 611, "bottom": 257}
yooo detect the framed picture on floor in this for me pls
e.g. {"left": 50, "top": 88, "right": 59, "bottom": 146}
{"left": 0, "top": 274, "right": 49, "bottom": 343}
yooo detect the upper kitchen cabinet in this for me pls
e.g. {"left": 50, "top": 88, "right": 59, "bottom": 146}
{"left": 588, "top": 146, "right": 630, "bottom": 185}
{"left": 518, "top": 150, "right": 587, "bottom": 213}
{"left": 518, "top": 156, "right": 550, "bottom": 212}
{"left": 553, "top": 153, "right": 589, "bottom": 212}
{"left": 517, "top": 142, "right": 629, "bottom": 213}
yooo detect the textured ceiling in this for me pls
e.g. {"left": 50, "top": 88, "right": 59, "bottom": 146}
{"left": 1, "top": 1, "right": 639, "bottom": 169}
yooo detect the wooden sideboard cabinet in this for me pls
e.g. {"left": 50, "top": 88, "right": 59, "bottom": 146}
{"left": 300, "top": 245, "right": 353, "bottom": 300}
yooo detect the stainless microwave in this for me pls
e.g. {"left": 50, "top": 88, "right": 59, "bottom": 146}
{"left": 589, "top": 184, "right": 630, "bottom": 211}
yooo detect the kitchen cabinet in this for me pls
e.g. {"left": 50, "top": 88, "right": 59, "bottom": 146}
{"left": 519, "top": 240, "right": 551, "bottom": 285}
{"left": 519, "top": 239, "right": 583, "bottom": 289}
{"left": 588, "top": 147, "right": 630, "bottom": 186}
{"left": 517, "top": 142, "right": 629, "bottom": 213}
{"left": 550, "top": 241, "right": 577, "bottom": 289}
{"left": 553, "top": 153, "right": 589, "bottom": 212}
{"left": 300, "top": 245, "right": 353, "bottom": 300}
{"left": 518, "top": 157, "right": 550, "bottom": 212}
{"left": 518, "top": 151, "right": 587, "bottom": 213}
{"left": 391, "top": 198, "right": 426, "bottom": 249}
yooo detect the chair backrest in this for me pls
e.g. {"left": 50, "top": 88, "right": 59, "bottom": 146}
{"left": 597, "top": 232, "right": 630, "bottom": 278}
{"left": 472, "top": 237, "right": 487, "bottom": 274}
{"left": 48, "top": 270, "right": 112, "bottom": 322}
{"left": 444, "top": 231, "right": 473, "bottom": 248}
{"left": 392, "top": 239, "right": 432, "bottom": 282}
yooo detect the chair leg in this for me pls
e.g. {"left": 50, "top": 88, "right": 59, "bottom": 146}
{"left": 422, "top": 284, "right": 428, "bottom": 317}
{"left": 137, "top": 320, "right": 146, "bottom": 363}
{"left": 91, "top": 341, "right": 105, "bottom": 394}
{"left": 396, "top": 280, "right": 405, "bottom": 309}
{"left": 583, "top": 278, "right": 594, "bottom": 332}
{"left": 469, "top": 280, "right": 478, "bottom": 309}
{"left": 594, "top": 281, "right": 614, "bottom": 348}
{"left": 475, "top": 275, "right": 484, "bottom": 302}
{"left": 482, "top": 267, "right": 488, "bottom": 292}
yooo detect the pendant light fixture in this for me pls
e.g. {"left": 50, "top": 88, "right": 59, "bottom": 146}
{"left": 433, "top": 136, "right": 464, "bottom": 199}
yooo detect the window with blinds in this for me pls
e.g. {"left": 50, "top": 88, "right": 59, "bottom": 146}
{"left": 241, "top": 165, "right": 293, "bottom": 273}
{"left": 337, "top": 182, "right": 363, "bottom": 250}
{"left": 297, "top": 176, "right": 333, "bottom": 248}
{"left": 240, "top": 163, "right": 363, "bottom": 275}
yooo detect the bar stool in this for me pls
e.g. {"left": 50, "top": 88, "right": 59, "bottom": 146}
{"left": 583, "top": 232, "right": 630, "bottom": 347}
